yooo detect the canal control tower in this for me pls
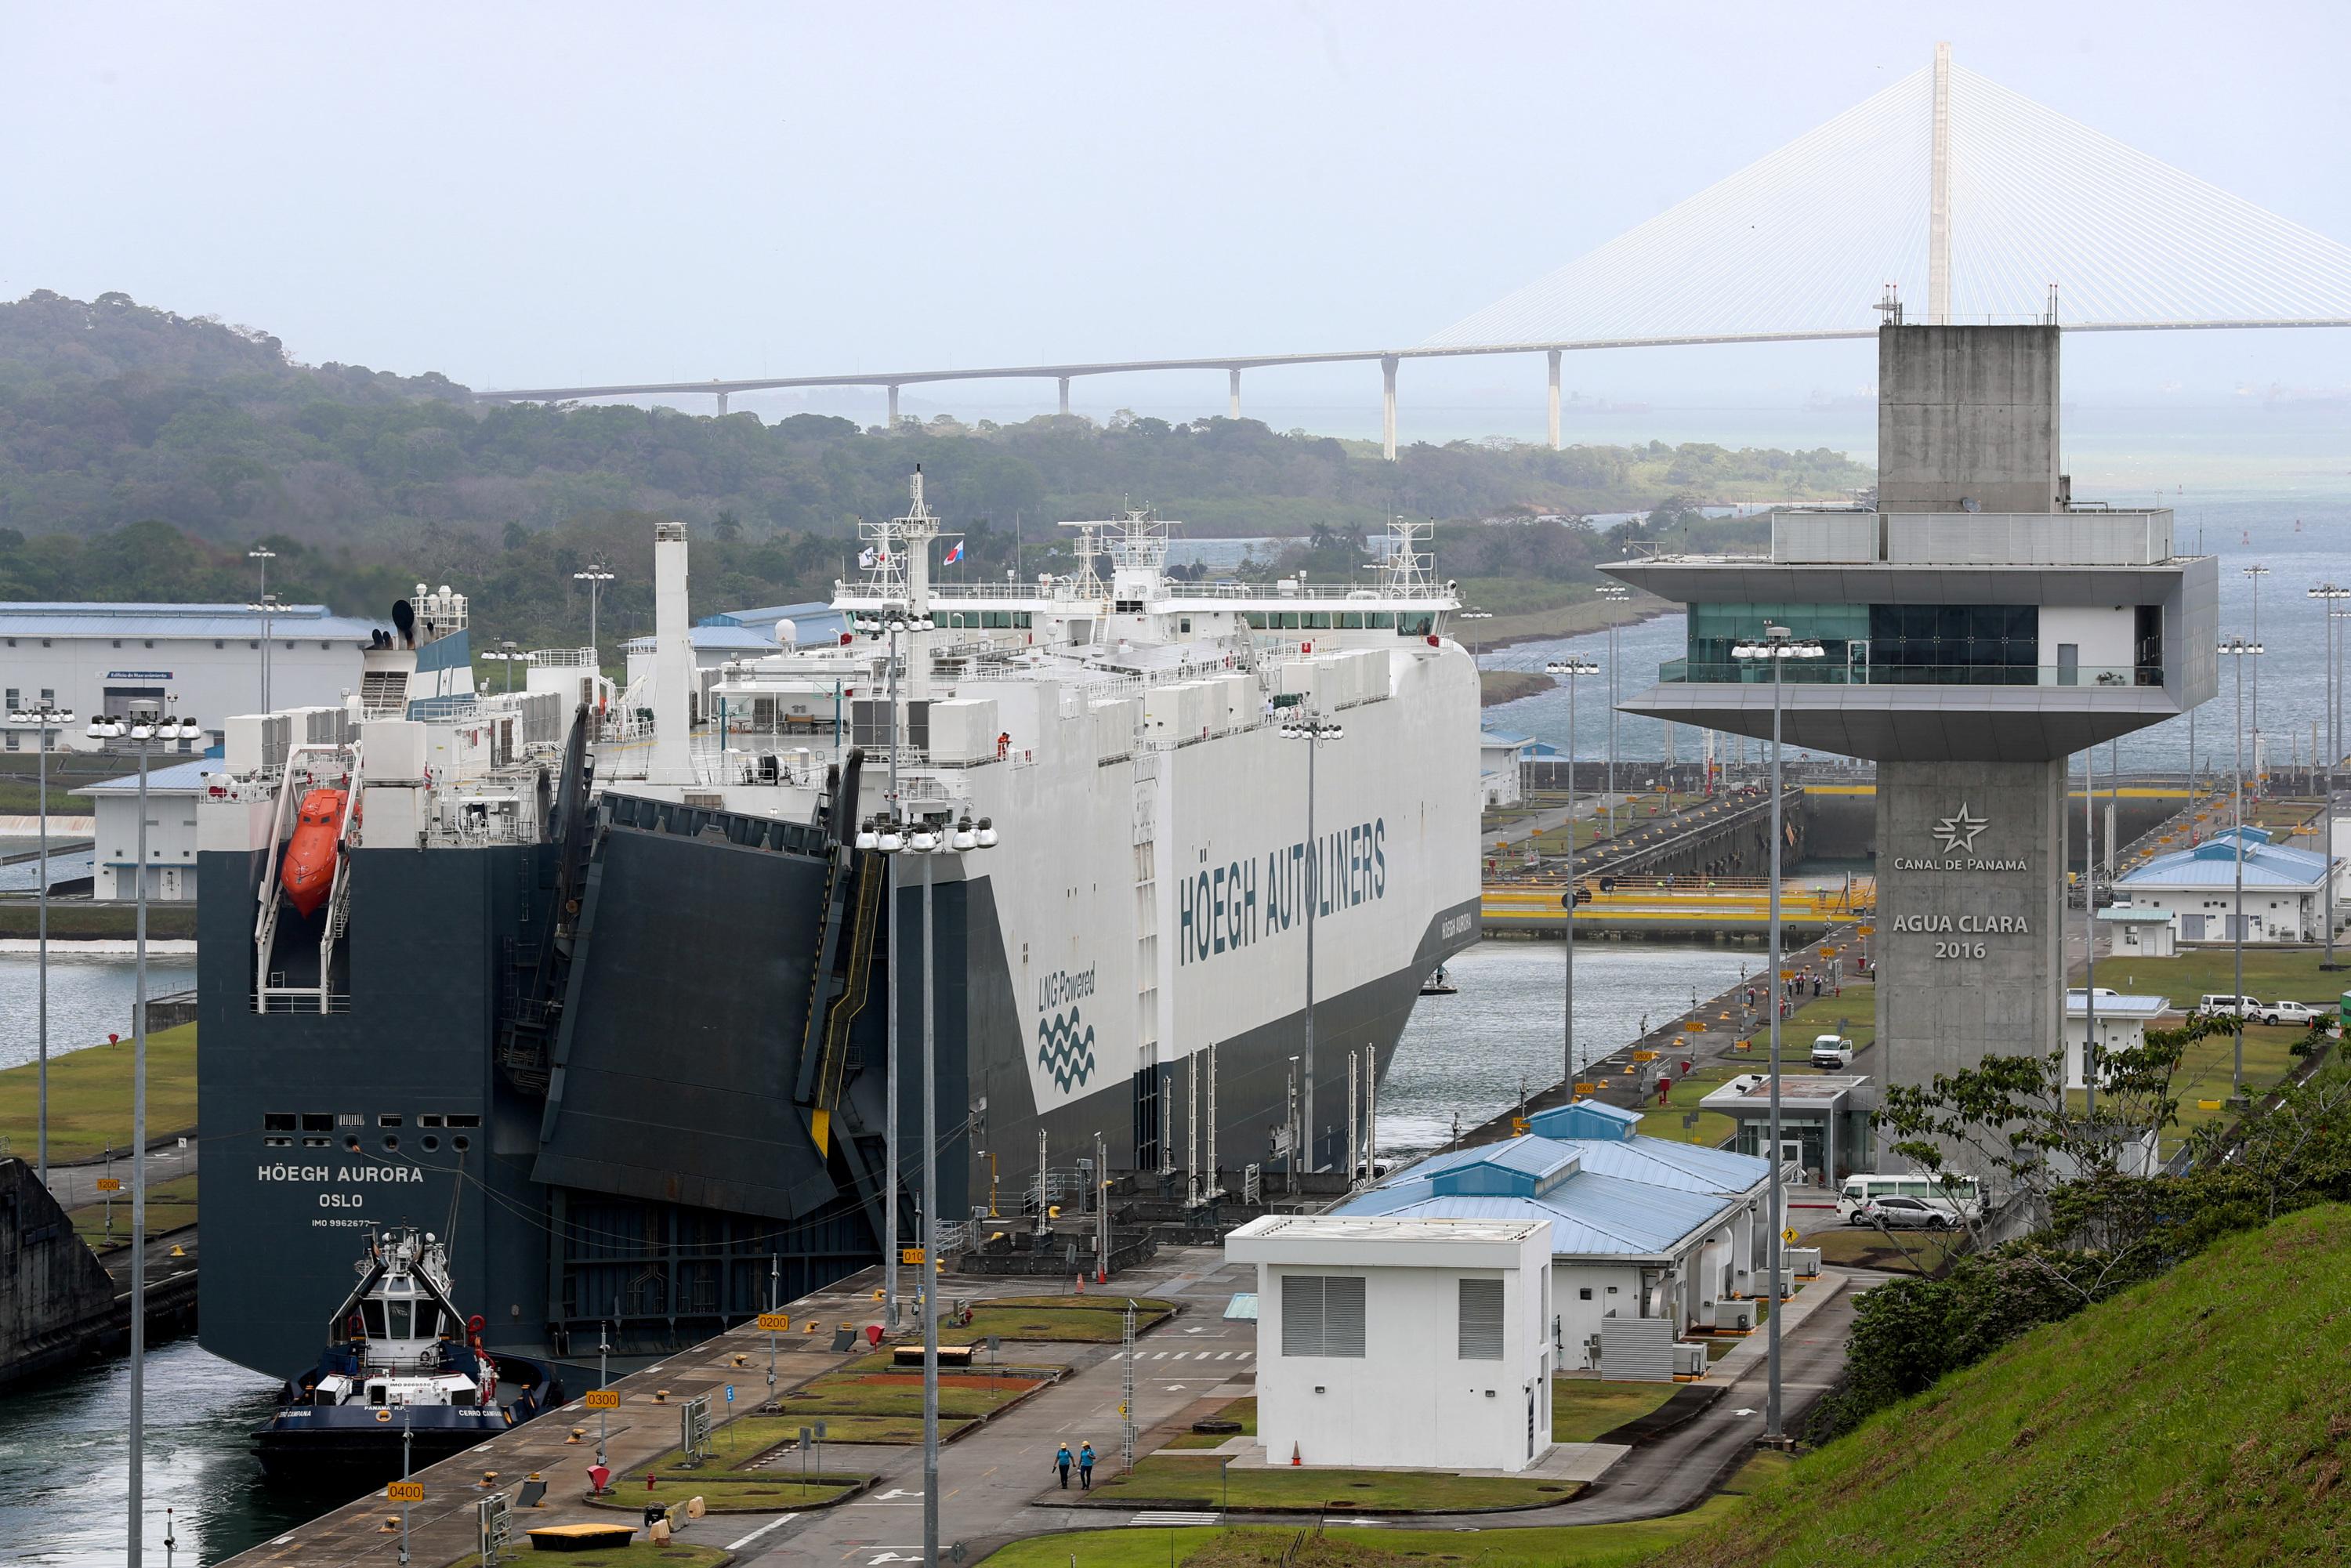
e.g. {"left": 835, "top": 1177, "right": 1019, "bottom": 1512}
{"left": 1606, "top": 322, "right": 2217, "bottom": 1102}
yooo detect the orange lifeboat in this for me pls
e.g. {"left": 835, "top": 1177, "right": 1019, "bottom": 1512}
{"left": 281, "top": 788, "right": 350, "bottom": 918}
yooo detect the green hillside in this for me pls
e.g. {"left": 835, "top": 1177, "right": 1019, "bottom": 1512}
{"left": 0, "top": 291, "right": 1867, "bottom": 646}
{"left": 1655, "top": 1203, "right": 2351, "bottom": 1566}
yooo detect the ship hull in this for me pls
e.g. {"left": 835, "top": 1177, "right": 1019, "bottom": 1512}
{"left": 197, "top": 641, "right": 1480, "bottom": 1386}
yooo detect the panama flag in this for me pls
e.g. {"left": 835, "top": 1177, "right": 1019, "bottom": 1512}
{"left": 942, "top": 540, "right": 965, "bottom": 566}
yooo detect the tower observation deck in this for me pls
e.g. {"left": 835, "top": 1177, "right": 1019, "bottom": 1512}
{"left": 1606, "top": 321, "right": 2217, "bottom": 1103}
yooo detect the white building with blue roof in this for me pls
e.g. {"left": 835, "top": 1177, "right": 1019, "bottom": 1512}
{"left": 1479, "top": 730, "right": 1537, "bottom": 807}
{"left": 1335, "top": 1099, "right": 1772, "bottom": 1366}
{"left": 2, "top": 602, "right": 382, "bottom": 754}
{"left": 2114, "top": 825, "right": 2344, "bottom": 945}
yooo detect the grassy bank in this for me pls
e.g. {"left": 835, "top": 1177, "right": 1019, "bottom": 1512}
{"left": 1649, "top": 1204, "right": 2351, "bottom": 1566}
{"left": 1086, "top": 1454, "right": 1579, "bottom": 1513}
{"left": 984, "top": 1454, "right": 1789, "bottom": 1566}
{"left": 1480, "top": 669, "right": 1554, "bottom": 707}
{"left": 0, "top": 1020, "right": 197, "bottom": 1160}
{"left": 0, "top": 904, "right": 199, "bottom": 940}
{"left": 70, "top": 1170, "right": 197, "bottom": 1248}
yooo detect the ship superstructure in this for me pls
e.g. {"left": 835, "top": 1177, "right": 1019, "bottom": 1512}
{"left": 197, "top": 485, "right": 1480, "bottom": 1383}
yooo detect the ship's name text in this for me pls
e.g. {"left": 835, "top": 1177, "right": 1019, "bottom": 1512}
{"left": 257, "top": 1163, "right": 425, "bottom": 1183}
{"left": 1179, "top": 819, "right": 1386, "bottom": 966}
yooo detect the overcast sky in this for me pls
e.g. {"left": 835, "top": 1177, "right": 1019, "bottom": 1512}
{"left": 6, "top": 2, "right": 2349, "bottom": 431}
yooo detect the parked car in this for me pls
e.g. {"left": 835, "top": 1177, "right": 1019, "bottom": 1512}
{"left": 2198, "top": 994, "right": 2260, "bottom": 1019}
{"left": 1809, "top": 1034, "right": 1855, "bottom": 1070}
{"left": 1856, "top": 1195, "right": 1955, "bottom": 1230}
{"left": 2257, "top": 999, "right": 2320, "bottom": 1027}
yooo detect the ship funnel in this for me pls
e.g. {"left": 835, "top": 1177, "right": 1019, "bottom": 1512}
{"left": 648, "top": 520, "right": 696, "bottom": 785}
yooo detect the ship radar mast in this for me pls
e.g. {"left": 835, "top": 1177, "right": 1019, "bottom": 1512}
{"left": 1056, "top": 508, "right": 1169, "bottom": 603}
{"left": 1378, "top": 516, "right": 1448, "bottom": 600}
{"left": 858, "top": 466, "right": 944, "bottom": 617}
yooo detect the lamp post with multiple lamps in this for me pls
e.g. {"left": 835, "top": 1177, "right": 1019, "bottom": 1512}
{"left": 2217, "top": 637, "right": 2262, "bottom": 1098}
{"left": 853, "top": 603, "right": 923, "bottom": 1330}
{"left": 2243, "top": 564, "right": 2268, "bottom": 769}
{"left": 2, "top": 702, "right": 74, "bottom": 1181}
{"left": 1597, "top": 584, "right": 1629, "bottom": 831}
{"left": 854, "top": 806, "right": 996, "bottom": 1568}
{"left": 88, "top": 697, "right": 203, "bottom": 1567}
{"left": 1281, "top": 709, "right": 1345, "bottom": 1174}
{"left": 1730, "top": 625, "right": 1824, "bottom": 1447}
{"left": 573, "top": 563, "right": 615, "bottom": 664}
{"left": 2313, "top": 585, "right": 2351, "bottom": 970}
{"left": 482, "top": 640, "right": 535, "bottom": 694}
{"left": 1545, "top": 657, "right": 1600, "bottom": 1088}
{"left": 1458, "top": 608, "right": 1494, "bottom": 659}
{"left": 248, "top": 547, "right": 277, "bottom": 709}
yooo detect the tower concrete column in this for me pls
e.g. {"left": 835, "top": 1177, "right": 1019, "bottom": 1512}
{"left": 1228, "top": 368, "right": 1241, "bottom": 419}
{"left": 1546, "top": 349, "right": 1563, "bottom": 451}
{"left": 1380, "top": 355, "right": 1399, "bottom": 462}
{"left": 715, "top": 389, "right": 730, "bottom": 417}
{"left": 1873, "top": 757, "right": 2065, "bottom": 1109}
{"left": 1058, "top": 376, "right": 1070, "bottom": 417}
{"left": 886, "top": 384, "right": 900, "bottom": 431}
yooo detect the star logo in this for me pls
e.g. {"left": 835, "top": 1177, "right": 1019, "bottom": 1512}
{"left": 1933, "top": 803, "right": 1988, "bottom": 855}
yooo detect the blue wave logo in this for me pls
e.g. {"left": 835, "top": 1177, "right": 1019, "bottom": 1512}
{"left": 1037, "top": 1007, "right": 1097, "bottom": 1092}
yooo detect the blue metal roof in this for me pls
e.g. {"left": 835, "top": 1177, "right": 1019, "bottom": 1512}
{"left": 1339, "top": 1168, "right": 1730, "bottom": 1259}
{"left": 0, "top": 602, "right": 382, "bottom": 640}
{"left": 2120, "top": 831, "right": 2329, "bottom": 890}
{"left": 702, "top": 601, "right": 837, "bottom": 628}
{"left": 1529, "top": 1100, "right": 1642, "bottom": 1142}
{"left": 75, "top": 759, "right": 216, "bottom": 795}
{"left": 1339, "top": 1128, "right": 1766, "bottom": 1259}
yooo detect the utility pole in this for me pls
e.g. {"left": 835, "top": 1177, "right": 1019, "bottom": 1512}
{"left": 1548, "top": 657, "right": 1600, "bottom": 1088}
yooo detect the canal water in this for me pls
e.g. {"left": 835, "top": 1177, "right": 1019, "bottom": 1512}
{"left": 0, "top": 951, "right": 197, "bottom": 1073}
{"left": 1381, "top": 938, "right": 1755, "bottom": 1157}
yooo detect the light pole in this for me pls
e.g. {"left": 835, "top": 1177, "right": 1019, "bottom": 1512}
{"left": 2313, "top": 586, "right": 2350, "bottom": 969}
{"left": 911, "top": 810, "right": 994, "bottom": 1566}
{"left": 2219, "top": 637, "right": 2262, "bottom": 1098}
{"left": 1546, "top": 658, "right": 1599, "bottom": 1088}
{"left": 2244, "top": 564, "right": 2268, "bottom": 771}
{"left": 248, "top": 547, "right": 276, "bottom": 710}
{"left": 2, "top": 703, "right": 73, "bottom": 1182}
{"left": 2081, "top": 746, "right": 2099, "bottom": 1117}
{"left": 1598, "top": 585, "right": 1629, "bottom": 835}
{"left": 596, "top": 1312, "right": 610, "bottom": 1469}
{"left": 1458, "top": 608, "right": 1493, "bottom": 660}
{"left": 1281, "top": 710, "right": 1345, "bottom": 1171}
{"left": 1732, "top": 624, "right": 1824, "bottom": 1447}
{"left": 482, "top": 642, "right": 535, "bottom": 695}
{"left": 855, "top": 603, "right": 920, "bottom": 1329}
{"left": 573, "top": 563, "right": 615, "bottom": 665}
{"left": 88, "top": 698, "right": 202, "bottom": 1568}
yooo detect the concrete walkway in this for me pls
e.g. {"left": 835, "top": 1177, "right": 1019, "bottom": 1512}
{"left": 219, "top": 1249, "right": 1864, "bottom": 1566}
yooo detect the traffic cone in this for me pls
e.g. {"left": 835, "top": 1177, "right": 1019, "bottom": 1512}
{"left": 1096, "top": 1269, "right": 1106, "bottom": 1285}
{"left": 1291, "top": 1442, "right": 1302, "bottom": 1466}
{"left": 1075, "top": 1273, "right": 1085, "bottom": 1295}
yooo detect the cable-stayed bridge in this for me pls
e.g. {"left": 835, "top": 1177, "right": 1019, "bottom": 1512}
{"left": 480, "top": 45, "right": 2351, "bottom": 458}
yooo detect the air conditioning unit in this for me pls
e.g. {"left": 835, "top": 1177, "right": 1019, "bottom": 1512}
{"left": 1708, "top": 1298, "right": 1755, "bottom": 1332}
{"left": 1672, "top": 1342, "right": 1708, "bottom": 1378}
{"left": 1786, "top": 1246, "right": 1823, "bottom": 1279}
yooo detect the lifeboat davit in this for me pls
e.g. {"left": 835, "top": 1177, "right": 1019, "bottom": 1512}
{"left": 281, "top": 788, "right": 349, "bottom": 918}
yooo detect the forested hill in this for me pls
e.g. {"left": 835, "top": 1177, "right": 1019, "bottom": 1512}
{"left": 0, "top": 291, "right": 1869, "bottom": 644}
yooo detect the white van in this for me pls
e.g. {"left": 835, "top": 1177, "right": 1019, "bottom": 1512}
{"left": 1809, "top": 1034, "right": 1855, "bottom": 1069}
{"left": 1835, "top": 1173, "right": 1983, "bottom": 1224}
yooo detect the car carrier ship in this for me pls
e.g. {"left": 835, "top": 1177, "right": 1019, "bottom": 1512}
{"left": 194, "top": 479, "right": 1480, "bottom": 1382}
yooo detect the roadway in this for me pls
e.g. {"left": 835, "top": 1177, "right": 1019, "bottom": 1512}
{"left": 43, "top": 1138, "right": 199, "bottom": 1211}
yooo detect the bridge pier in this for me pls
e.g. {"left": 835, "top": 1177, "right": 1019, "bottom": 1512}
{"left": 1059, "top": 376, "right": 1070, "bottom": 417}
{"left": 886, "top": 383, "right": 900, "bottom": 431}
{"left": 1380, "top": 354, "right": 1398, "bottom": 461}
{"left": 1229, "top": 368, "right": 1241, "bottom": 419}
{"left": 1546, "top": 349, "right": 1561, "bottom": 450}
{"left": 715, "top": 390, "right": 729, "bottom": 417}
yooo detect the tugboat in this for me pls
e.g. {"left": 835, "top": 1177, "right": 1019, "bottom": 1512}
{"left": 1418, "top": 965, "right": 1459, "bottom": 996}
{"left": 255, "top": 1226, "right": 563, "bottom": 1480}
